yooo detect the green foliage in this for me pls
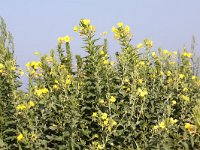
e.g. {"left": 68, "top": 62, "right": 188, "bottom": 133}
{"left": 0, "top": 17, "right": 21, "bottom": 149}
{"left": 1, "top": 18, "right": 200, "bottom": 149}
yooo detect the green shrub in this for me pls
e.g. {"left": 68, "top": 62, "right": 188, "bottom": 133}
{"left": 1, "top": 18, "right": 200, "bottom": 149}
{"left": 0, "top": 17, "right": 21, "bottom": 149}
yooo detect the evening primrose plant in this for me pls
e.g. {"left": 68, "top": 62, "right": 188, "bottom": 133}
{"left": 0, "top": 17, "right": 22, "bottom": 149}
{"left": 1, "top": 17, "right": 200, "bottom": 149}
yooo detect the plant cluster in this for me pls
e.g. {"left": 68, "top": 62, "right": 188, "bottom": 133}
{"left": 0, "top": 18, "right": 200, "bottom": 149}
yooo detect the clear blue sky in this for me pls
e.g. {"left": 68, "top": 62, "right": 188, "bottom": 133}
{"left": 1, "top": 0, "right": 200, "bottom": 68}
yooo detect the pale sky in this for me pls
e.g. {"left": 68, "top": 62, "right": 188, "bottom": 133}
{"left": 1, "top": 0, "right": 200, "bottom": 88}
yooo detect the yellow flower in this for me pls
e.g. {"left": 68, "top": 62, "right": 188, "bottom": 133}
{"left": 34, "top": 51, "right": 40, "bottom": 55}
{"left": 185, "top": 123, "right": 191, "bottom": 129}
{"left": 67, "top": 75, "right": 73, "bottom": 79}
{"left": 11, "top": 67, "right": 16, "bottom": 71}
{"left": 169, "top": 61, "right": 175, "bottom": 65}
{"left": 109, "top": 96, "right": 116, "bottom": 103}
{"left": 38, "top": 73, "right": 42, "bottom": 77}
{"left": 99, "top": 99, "right": 104, "bottom": 104}
{"left": 124, "top": 78, "right": 129, "bottom": 83}
{"left": 184, "top": 123, "right": 196, "bottom": 134}
{"left": 73, "top": 26, "right": 79, "bottom": 32}
{"left": 103, "top": 59, "right": 108, "bottom": 65}
{"left": 192, "top": 75, "right": 196, "bottom": 80}
{"left": 138, "top": 79, "right": 143, "bottom": 84}
{"left": 112, "top": 26, "right": 117, "bottom": 33}
{"left": 167, "top": 78, "right": 173, "bottom": 84}
{"left": 169, "top": 117, "right": 178, "bottom": 124}
{"left": 34, "top": 90, "right": 42, "bottom": 97}
{"left": 179, "top": 74, "right": 185, "bottom": 79}
{"left": 159, "top": 121, "right": 165, "bottom": 129}
{"left": 82, "top": 19, "right": 91, "bottom": 26}
{"left": 104, "top": 118, "right": 109, "bottom": 126}
{"left": 183, "top": 87, "right": 188, "bottom": 92}
{"left": 186, "top": 52, "right": 192, "bottom": 58}
{"left": 117, "top": 22, "right": 123, "bottom": 27}
{"left": 111, "top": 120, "right": 117, "bottom": 126}
{"left": 26, "top": 62, "right": 31, "bottom": 67}
{"left": 16, "top": 104, "right": 27, "bottom": 111}
{"left": 144, "top": 39, "right": 153, "bottom": 48}
{"left": 110, "top": 61, "right": 115, "bottom": 66}
{"left": 26, "top": 61, "right": 41, "bottom": 70}
{"left": 30, "top": 70, "right": 35, "bottom": 75}
{"left": 138, "top": 61, "right": 145, "bottom": 66}
{"left": 101, "top": 113, "right": 108, "bottom": 120}
{"left": 153, "top": 125, "right": 159, "bottom": 130}
{"left": 93, "top": 134, "right": 99, "bottom": 138}
{"left": 182, "top": 52, "right": 192, "bottom": 58}
{"left": 53, "top": 84, "right": 59, "bottom": 90}
{"left": 124, "top": 25, "right": 130, "bottom": 33}
{"left": 20, "top": 70, "right": 24, "bottom": 76}
{"left": 17, "top": 133, "right": 24, "bottom": 141}
{"left": 66, "top": 79, "right": 71, "bottom": 85}
{"left": 89, "top": 25, "right": 96, "bottom": 32}
{"left": 150, "top": 74, "right": 156, "bottom": 79}
{"left": 64, "top": 35, "right": 71, "bottom": 43}
{"left": 92, "top": 112, "right": 97, "bottom": 118}
{"left": 163, "top": 50, "right": 168, "bottom": 54}
{"left": 167, "top": 71, "right": 172, "bottom": 76}
{"left": 34, "top": 88, "right": 48, "bottom": 97}
{"left": 0, "top": 63, "right": 4, "bottom": 69}
{"left": 29, "top": 101, "right": 35, "bottom": 107}
{"left": 172, "top": 100, "right": 177, "bottom": 105}
{"left": 137, "top": 88, "right": 148, "bottom": 97}
{"left": 160, "top": 71, "right": 164, "bottom": 76}
{"left": 152, "top": 51, "right": 156, "bottom": 57}
{"left": 107, "top": 126, "right": 112, "bottom": 132}
{"left": 127, "top": 87, "right": 131, "bottom": 92}
{"left": 136, "top": 43, "right": 143, "bottom": 49}
{"left": 92, "top": 141, "right": 98, "bottom": 146}
{"left": 58, "top": 37, "right": 64, "bottom": 44}
{"left": 34, "top": 90, "right": 41, "bottom": 97}
{"left": 100, "top": 50, "right": 105, "bottom": 55}
{"left": 173, "top": 51, "right": 178, "bottom": 55}
{"left": 41, "top": 88, "right": 48, "bottom": 94}
{"left": 100, "top": 31, "right": 107, "bottom": 36}
{"left": 97, "top": 144, "right": 103, "bottom": 150}
{"left": 181, "top": 95, "right": 190, "bottom": 102}
{"left": 113, "top": 32, "right": 120, "bottom": 39}
{"left": 46, "top": 56, "right": 53, "bottom": 63}
{"left": 104, "top": 54, "right": 108, "bottom": 58}
{"left": 163, "top": 50, "right": 171, "bottom": 55}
